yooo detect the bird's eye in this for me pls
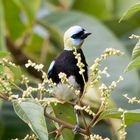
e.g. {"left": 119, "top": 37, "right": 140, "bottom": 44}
{"left": 71, "top": 30, "right": 84, "bottom": 39}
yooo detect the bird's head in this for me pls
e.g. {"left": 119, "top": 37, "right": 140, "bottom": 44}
{"left": 64, "top": 25, "right": 91, "bottom": 50}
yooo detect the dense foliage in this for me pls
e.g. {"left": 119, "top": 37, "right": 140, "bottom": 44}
{"left": 0, "top": 0, "right": 140, "bottom": 140}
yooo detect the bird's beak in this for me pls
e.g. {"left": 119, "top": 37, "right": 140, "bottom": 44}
{"left": 81, "top": 32, "right": 92, "bottom": 39}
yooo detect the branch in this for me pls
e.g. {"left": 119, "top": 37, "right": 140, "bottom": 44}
{"left": 87, "top": 110, "right": 102, "bottom": 129}
{"left": 44, "top": 106, "right": 90, "bottom": 136}
{"left": 5, "top": 37, "right": 42, "bottom": 79}
{"left": 19, "top": 33, "right": 30, "bottom": 48}
{"left": 55, "top": 125, "right": 65, "bottom": 138}
{"left": 0, "top": 93, "right": 9, "bottom": 101}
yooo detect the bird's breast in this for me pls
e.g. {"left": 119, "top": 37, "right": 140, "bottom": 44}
{"left": 53, "top": 75, "right": 80, "bottom": 101}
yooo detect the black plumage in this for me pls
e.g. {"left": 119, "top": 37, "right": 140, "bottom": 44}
{"left": 48, "top": 49, "right": 88, "bottom": 93}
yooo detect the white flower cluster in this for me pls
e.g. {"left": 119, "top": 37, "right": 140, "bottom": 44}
{"left": 25, "top": 60, "right": 44, "bottom": 71}
{"left": 123, "top": 94, "right": 140, "bottom": 104}
{"left": 1, "top": 60, "right": 21, "bottom": 91}
{"left": 74, "top": 105, "right": 95, "bottom": 116}
{"left": 38, "top": 83, "right": 45, "bottom": 93}
{"left": 90, "top": 58, "right": 102, "bottom": 85}
{"left": 100, "top": 67, "right": 110, "bottom": 77}
{"left": 0, "top": 58, "right": 59, "bottom": 103}
{"left": 74, "top": 89, "right": 80, "bottom": 96}
{"left": 0, "top": 75, "right": 12, "bottom": 94}
{"left": 41, "top": 97, "right": 61, "bottom": 105}
{"left": 22, "top": 133, "right": 37, "bottom": 140}
{"left": 90, "top": 134, "right": 110, "bottom": 140}
{"left": 99, "top": 83, "right": 108, "bottom": 97}
{"left": 21, "top": 75, "right": 29, "bottom": 85}
{"left": 9, "top": 94, "right": 19, "bottom": 101}
{"left": 22, "top": 86, "right": 34, "bottom": 97}
{"left": 2, "top": 58, "right": 16, "bottom": 67}
{"left": 90, "top": 48, "right": 123, "bottom": 87}
{"left": 42, "top": 72, "right": 56, "bottom": 89}
{"left": 24, "top": 81, "right": 52, "bottom": 99}
{"left": 102, "top": 48, "right": 124, "bottom": 59}
{"left": 58, "top": 72, "right": 68, "bottom": 83}
{"left": 129, "top": 34, "right": 140, "bottom": 39}
{"left": 108, "top": 76, "right": 123, "bottom": 92}
{"left": 73, "top": 48, "right": 85, "bottom": 76}
{"left": 118, "top": 108, "right": 127, "bottom": 140}
{"left": 99, "top": 76, "right": 123, "bottom": 107}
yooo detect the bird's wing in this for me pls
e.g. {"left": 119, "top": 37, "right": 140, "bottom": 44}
{"left": 47, "top": 60, "right": 55, "bottom": 78}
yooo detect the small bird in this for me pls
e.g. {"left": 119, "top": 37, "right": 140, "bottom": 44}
{"left": 48, "top": 25, "right": 91, "bottom": 100}
{"left": 47, "top": 25, "right": 91, "bottom": 132}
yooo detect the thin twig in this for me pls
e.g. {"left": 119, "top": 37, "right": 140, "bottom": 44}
{"left": 9, "top": 81, "right": 24, "bottom": 92}
{"left": 78, "top": 100, "right": 88, "bottom": 129}
{"left": 87, "top": 110, "right": 102, "bottom": 129}
{"left": 0, "top": 93, "right": 9, "bottom": 101}
{"left": 79, "top": 83, "right": 89, "bottom": 128}
{"left": 48, "top": 130, "right": 56, "bottom": 135}
{"left": 80, "top": 82, "right": 88, "bottom": 102}
{"left": 40, "top": 39, "right": 48, "bottom": 64}
{"left": 80, "top": 109, "right": 88, "bottom": 129}
{"left": 19, "top": 33, "right": 31, "bottom": 49}
{"left": 55, "top": 125, "right": 65, "bottom": 138}
{"left": 44, "top": 106, "right": 90, "bottom": 136}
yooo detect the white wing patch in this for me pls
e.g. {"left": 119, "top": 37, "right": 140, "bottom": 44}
{"left": 48, "top": 60, "right": 55, "bottom": 74}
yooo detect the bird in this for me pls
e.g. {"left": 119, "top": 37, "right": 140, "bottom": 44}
{"left": 47, "top": 25, "right": 91, "bottom": 132}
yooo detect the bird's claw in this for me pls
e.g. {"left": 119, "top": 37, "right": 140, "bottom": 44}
{"left": 73, "top": 124, "right": 80, "bottom": 134}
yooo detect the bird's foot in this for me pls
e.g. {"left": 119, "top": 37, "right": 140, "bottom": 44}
{"left": 73, "top": 124, "right": 80, "bottom": 134}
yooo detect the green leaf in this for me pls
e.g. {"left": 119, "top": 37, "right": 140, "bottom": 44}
{"left": 5, "top": 62, "right": 22, "bottom": 81}
{"left": 125, "top": 39, "right": 140, "bottom": 72}
{"left": 0, "top": 52, "right": 9, "bottom": 58}
{"left": 98, "top": 109, "right": 140, "bottom": 125}
{"left": 104, "top": 15, "right": 140, "bottom": 38}
{"left": 0, "top": 0, "right": 8, "bottom": 74}
{"left": 13, "top": 0, "right": 40, "bottom": 25}
{"left": 131, "top": 39, "right": 140, "bottom": 60}
{"left": 0, "top": 99, "right": 29, "bottom": 139}
{"left": 125, "top": 56, "right": 140, "bottom": 72}
{"left": 24, "top": 33, "right": 44, "bottom": 62}
{"left": 72, "top": 0, "right": 113, "bottom": 20}
{"left": 114, "top": 0, "right": 139, "bottom": 18}
{"left": 13, "top": 99, "right": 48, "bottom": 140}
{"left": 51, "top": 103, "right": 76, "bottom": 140}
{"left": 3, "top": 0, "right": 26, "bottom": 41}
{"left": 120, "top": 2, "right": 140, "bottom": 22}
{"left": 47, "top": 0, "right": 74, "bottom": 9}
{"left": 0, "top": 0, "right": 6, "bottom": 51}
{"left": 0, "top": 52, "right": 9, "bottom": 74}
{"left": 0, "top": 66, "right": 3, "bottom": 75}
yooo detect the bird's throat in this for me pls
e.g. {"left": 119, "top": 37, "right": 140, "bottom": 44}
{"left": 64, "top": 45, "right": 81, "bottom": 51}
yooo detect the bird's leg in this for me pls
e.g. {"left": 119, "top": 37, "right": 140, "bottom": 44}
{"left": 73, "top": 109, "right": 80, "bottom": 134}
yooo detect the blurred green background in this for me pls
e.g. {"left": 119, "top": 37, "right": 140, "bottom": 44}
{"left": 0, "top": 0, "right": 140, "bottom": 139}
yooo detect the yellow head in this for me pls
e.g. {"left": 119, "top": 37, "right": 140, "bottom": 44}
{"left": 64, "top": 25, "right": 91, "bottom": 50}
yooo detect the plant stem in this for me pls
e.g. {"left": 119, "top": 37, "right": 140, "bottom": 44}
{"left": 0, "top": 93, "right": 9, "bottom": 101}
{"left": 87, "top": 109, "right": 102, "bottom": 129}
{"left": 44, "top": 106, "right": 90, "bottom": 136}
{"left": 9, "top": 81, "right": 24, "bottom": 92}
